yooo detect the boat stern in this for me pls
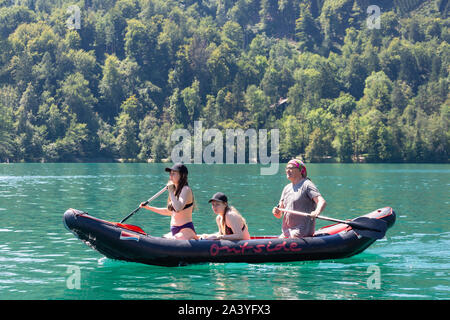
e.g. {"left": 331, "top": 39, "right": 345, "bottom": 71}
{"left": 373, "top": 206, "right": 396, "bottom": 230}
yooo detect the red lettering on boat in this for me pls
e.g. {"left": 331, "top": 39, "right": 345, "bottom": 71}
{"left": 210, "top": 243, "right": 220, "bottom": 256}
{"left": 240, "top": 242, "right": 254, "bottom": 254}
{"left": 254, "top": 244, "right": 266, "bottom": 253}
{"left": 210, "top": 240, "right": 302, "bottom": 256}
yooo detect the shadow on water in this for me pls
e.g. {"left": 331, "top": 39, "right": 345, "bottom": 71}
{"left": 64, "top": 251, "right": 391, "bottom": 300}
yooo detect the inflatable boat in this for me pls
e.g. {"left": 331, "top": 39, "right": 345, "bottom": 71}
{"left": 63, "top": 207, "right": 395, "bottom": 267}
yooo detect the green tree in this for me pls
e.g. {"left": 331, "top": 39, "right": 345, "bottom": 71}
{"left": 99, "top": 54, "right": 125, "bottom": 121}
{"left": 244, "top": 85, "right": 269, "bottom": 129}
{"left": 151, "top": 126, "right": 169, "bottom": 162}
{"left": 44, "top": 117, "right": 89, "bottom": 162}
{"left": 115, "top": 112, "right": 139, "bottom": 159}
{"left": 40, "top": 103, "right": 71, "bottom": 141}
{"left": 0, "top": 0, "right": 447, "bottom": 164}
{"left": 168, "top": 88, "right": 188, "bottom": 125}
{"left": 259, "top": 0, "right": 280, "bottom": 36}
{"left": 305, "top": 127, "right": 332, "bottom": 162}
{"left": 59, "top": 72, "right": 97, "bottom": 129}
{"left": 328, "top": 92, "right": 356, "bottom": 118}
{"left": 124, "top": 18, "right": 166, "bottom": 86}
{"left": 137, "top": 113, "right": 158, "bottom": 161}
{"left": 202, "top": 94, "right": 219, "bottom": 128}
{"left": 221, "top": 21, "right": 244, "bottom": 52}
{"left": 342, "top": 54, "right": 367, "bottom": 99}
{"left": 97, "top": 118, "right": 117, "bottom": 158}
{"left": 0, "top": 6, "right": 35, "bottom": 39}
{"left": 295, "top": 3, "right": 321, "bottom": 51}
{"left": 181, "top": 79, "right": 201, "bottom": 124}
{"left": 360, "top": 71, "right": 393, "bottom": 113}
{"left": 279, "top": 114, "right": 306, "bottom": 160}
{"left": 377, "top": 124, "right": 394, "bottom": 162}
{"left": 0, "top": 101, "right": 14, "bottom": 161}
{"left": 124, "top": 19, "right": 152, "bottom": 66}
{"left": 333, "top": 124, "right": 353, "bottom": 162}
{"left": 207, "top": 43, "right": 234, "bottom": 93}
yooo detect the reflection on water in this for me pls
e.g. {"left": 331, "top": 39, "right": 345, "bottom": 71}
{"left": 0, "top": 163, "right": 449, "bottom": 299}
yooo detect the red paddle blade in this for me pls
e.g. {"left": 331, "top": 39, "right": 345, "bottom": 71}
{"left": 115, "top": 222, "right": 146, "bottom": 235}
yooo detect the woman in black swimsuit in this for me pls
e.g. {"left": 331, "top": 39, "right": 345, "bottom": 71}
{"left": 140, "top": 163, "right": 197, "bottom": 240}
{"left": 200, "top": 192, "right": 250, "bottom": 241}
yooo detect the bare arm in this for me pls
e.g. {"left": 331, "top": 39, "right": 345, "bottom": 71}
{"left": 217, "top": 212, "right": 246, "bottom": 240}
{"left": 276, "top": 195, "right": 326, "bottom": 219}
{"left": 140, "top": 203, "right": 172, "bottom": 216}
{"left": 311, "top": 195, "right": 326, "bottom": 218}
{"left": 168, "top": 186, "right": 191, "bottom": 212}
{"left": 272, "top": 201, "right": 284, "bottom": 219}
{"left": 272, "top": 186, "right": 287, "bottom": 219}
{"left": 199, "top": 216, "right": 221, "bottom": 240}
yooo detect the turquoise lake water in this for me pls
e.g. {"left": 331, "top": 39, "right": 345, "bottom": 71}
{"left": 0, "top": 163, "right": 448, "bottom": 300}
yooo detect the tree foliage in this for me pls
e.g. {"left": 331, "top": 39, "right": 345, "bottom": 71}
{"left": 0, "top": 0, "right": 448, "bottom": 163}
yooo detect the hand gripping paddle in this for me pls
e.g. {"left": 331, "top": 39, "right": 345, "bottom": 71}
{"left": 278, "top": 208, "right": 387, "bottom": 239}
{"left": 120, "top": 186, "right": 168, "bottom": 224}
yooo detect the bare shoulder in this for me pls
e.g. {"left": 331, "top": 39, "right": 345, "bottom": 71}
{"left": 179, "top": 185, "right": 193, "bottom": 198}
{"left": 228, "top": 209, "right": 244, "bottom": 221}
{"left": 181, "top": 185, "right": 192, "bottom": 192}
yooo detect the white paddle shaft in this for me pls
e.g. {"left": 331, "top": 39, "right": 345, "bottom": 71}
{"left": 278, "top": 207, "right": 347, "bottom": 224}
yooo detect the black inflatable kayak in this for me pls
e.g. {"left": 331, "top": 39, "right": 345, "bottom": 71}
{"left": 63, "top": 207, "right": 395, "bottom": 267}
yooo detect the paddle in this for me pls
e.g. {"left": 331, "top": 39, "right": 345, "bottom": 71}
{"left": 278, "top": 208, "right": 387, "bottom": 239}
{"left": 120, "top": 186, "right": 168, "bottom": 223}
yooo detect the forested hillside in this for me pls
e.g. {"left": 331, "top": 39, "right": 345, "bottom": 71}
{"left": 0, "top": 0, "right": 448, "bottom": 163}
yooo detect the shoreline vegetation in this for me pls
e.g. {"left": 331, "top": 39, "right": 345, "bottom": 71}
{"left": 2, "top": 156, "right": 449, "bottom": 164}
{"left": 0, "top": 0, "right": 448, "bottom": 164}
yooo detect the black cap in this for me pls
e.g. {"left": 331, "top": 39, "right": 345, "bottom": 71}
{"left": 208, "top": 192, "right": 228, "bottom": 203}
{"left": 165, "top": 163, "right": 188, "bottom": 174}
